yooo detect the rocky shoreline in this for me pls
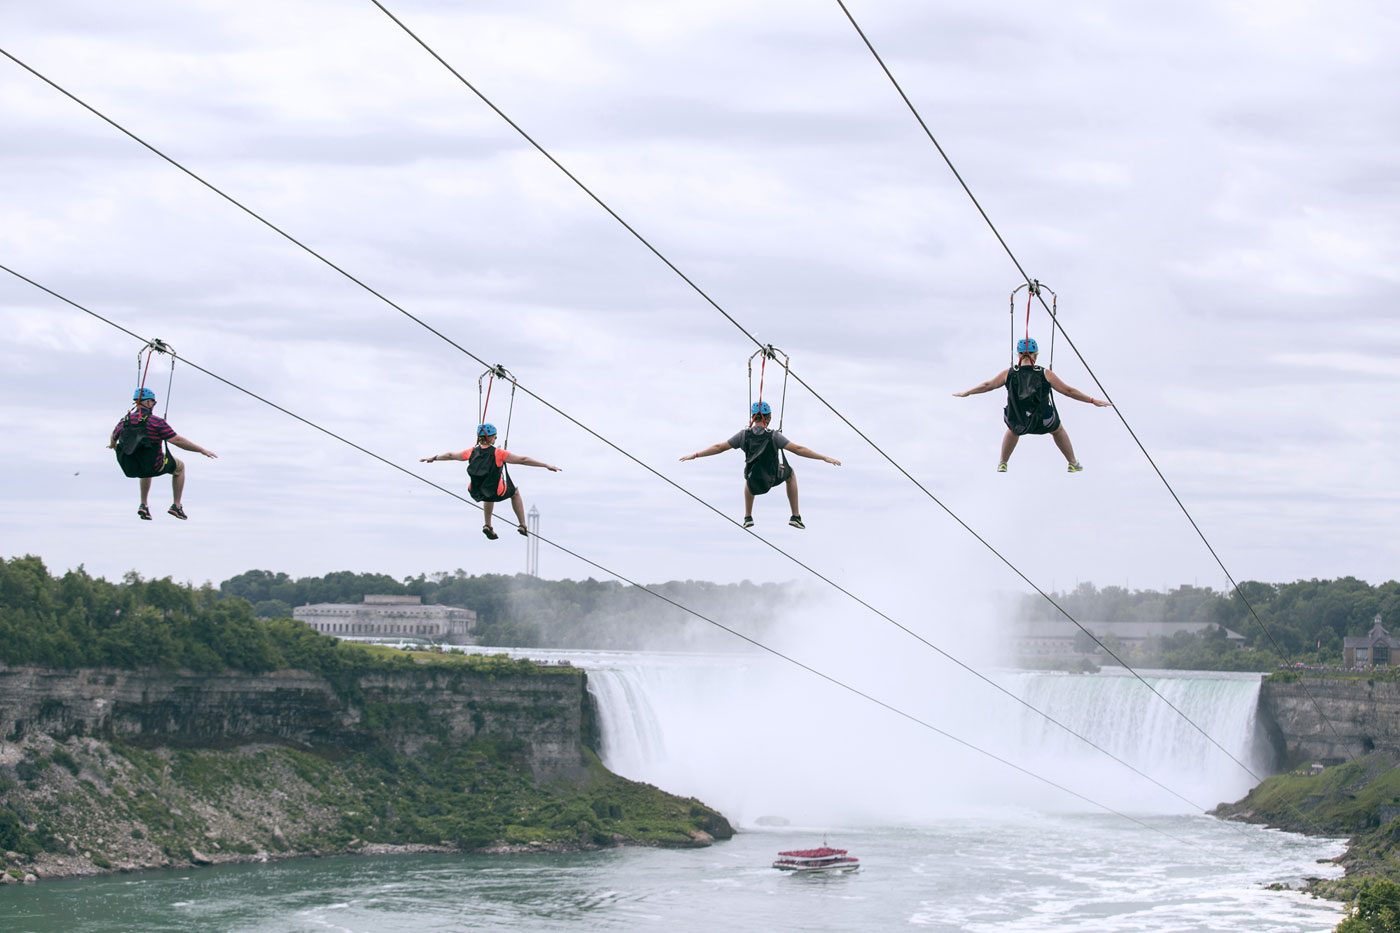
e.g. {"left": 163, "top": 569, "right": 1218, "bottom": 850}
{"left": 1212, "top": 750, "right": 1400, "bottom": 904}
{"left": 4, "top": 837, "right": 722, "bottom": 887}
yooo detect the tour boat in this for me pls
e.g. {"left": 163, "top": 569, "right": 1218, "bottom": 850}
{"left": 772, "top": 844, "right": 860, "bottom": 873}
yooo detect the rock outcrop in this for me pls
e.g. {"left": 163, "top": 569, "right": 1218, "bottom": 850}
{"left": 1259, "top": 674, "right": 1400, "bottom": 766}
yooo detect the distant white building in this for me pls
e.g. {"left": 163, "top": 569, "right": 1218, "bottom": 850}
{"left": 294, "top": 595, "right": 476, "bottom": 645}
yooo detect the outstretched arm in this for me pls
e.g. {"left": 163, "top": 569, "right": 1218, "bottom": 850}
{"left": 680, "top": 442, "right": 732, "bottom": 462}
{"left": 1045, "top": 371, "right": 1112, "bottom": 406}
{"left": 504, "top": 453, "right": 561, "bottom": 472}
{"left": 421, "top": 450, "right": 466, "bottom": 463}
{"left": 170, "top": 434, "right": 217, "bottom": 458}
{"left": 953, "top": 369, "right": 1010, "bottom": 397}
{"left": 784, "top": 444, "right": 840, "bottom": 466}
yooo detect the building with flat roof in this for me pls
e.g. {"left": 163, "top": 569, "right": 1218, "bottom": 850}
{"left": 294, "top": 595, "right": 476, "bottom": 645}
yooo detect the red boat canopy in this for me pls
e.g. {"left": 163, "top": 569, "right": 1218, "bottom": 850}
{"left": 776, "top": 847, "right": 847, "bottom": 858}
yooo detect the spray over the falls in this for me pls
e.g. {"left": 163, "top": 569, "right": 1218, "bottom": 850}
{"left": 585, "top": 655, "right": 1269, "bottom": 828}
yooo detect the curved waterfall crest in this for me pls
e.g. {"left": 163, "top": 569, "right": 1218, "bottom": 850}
{"left": 584, "top": 654, "right": 1269, "bottom": 827}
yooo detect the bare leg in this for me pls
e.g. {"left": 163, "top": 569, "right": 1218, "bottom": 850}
{"left": 139, "top": 476, "right": 152, "bottom": 505}
{"left": 784, "top": 471, "right": 800, "bottom": 517}
{"left": 171, "top": 460, "right": 186, "bottom": 507}
{"left": 743, "top": 486, "right": 755, "bottom": 517}
{"left": 483, "top": 501, "right": 495, "bottom": 527}
{"left": 509, "top": 490, "right": 527, "bottom": 530}
{"left": 1000, "top": 430, "right": 1020, "bottom": 463}
{"left": 1050, "top": 426, "right": 1078, "bottom": 464}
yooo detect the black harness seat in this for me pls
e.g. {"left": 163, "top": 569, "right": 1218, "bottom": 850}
{"left": 741, "top": 428, "right": 791, "bottom": 495}
{"left": 1003, "top": 365, "right": 1061, "bottom": 436}
{"left": 114, "top": 413, "right": 168, "bottom": 478}
{"left": 467, "top": 445, "right": 517, "bottom": 503}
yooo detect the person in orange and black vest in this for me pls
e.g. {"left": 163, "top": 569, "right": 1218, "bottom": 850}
{"left": 109, "top": 387, "right": 217, "bottom": 520}
{"left": 421, "top": 423, "right": 560, "bottom": 540}
{"left": 954, "top": 337, "right": 1111, "bottom": 473}
{"left": 680, "top": 401, "right": 840, "bottom": 530}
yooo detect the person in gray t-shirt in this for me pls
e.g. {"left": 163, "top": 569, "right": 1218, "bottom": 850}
{"left": 680, "top": 401, "right": 840, "bottom": 530}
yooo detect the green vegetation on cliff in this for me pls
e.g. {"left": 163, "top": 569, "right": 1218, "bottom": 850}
{"left": 1214, "top": 753, "right": 1400, "bottom": 906}
{"left": 0, "top": 732, "right": 732, "bottom": 883}
{"left": 1336, "top": 879, "right": 1400, "bottom": 932}
{"left": 310, "top": 741, "right": 728, "bottom": 850}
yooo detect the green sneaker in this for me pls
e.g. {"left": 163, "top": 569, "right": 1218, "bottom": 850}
{"left": 996, "top": 462, "right": 1008, "bottom": 473}
{"left": 1067, "top": 461, "right": 1083, "bottom": 473}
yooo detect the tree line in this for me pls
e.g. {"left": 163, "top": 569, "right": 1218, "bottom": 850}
{"left": 9, "top": 554, "right": 1396, "bottom": 669}
{"left": 220, "top": 568, "right": 796, "bottom": 650}
{"left": 0, "top": 556, "right": 412, "bottom": 686}
{"left": 1020, "top": 577, "right": 1400, "bottom": 667}
{"left": 1, "top": 557, "right": 797, "bottom": 666}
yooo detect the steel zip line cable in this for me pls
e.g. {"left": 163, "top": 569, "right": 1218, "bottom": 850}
{"left": 0, "top": 50, "right": 1260, "bottom": 802}
{"left": 1, "top": 265, "right": 1203, "bottom": 847}
{"left": 2, "top": 29, "right": 1266, "bottom": 789}
{"left": 829, "top": 0, "right": 1358, "bottom": 761}
{"left": 353, "top": 6, "right": 1267, "bottom": 785}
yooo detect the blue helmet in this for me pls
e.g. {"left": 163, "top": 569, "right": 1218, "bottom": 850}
{"left": 750, "top": 401, "right": 772, "bottom": 416}
{"left": 1016, "top": 337, "right": 1039, "bottom": 354}
{"left": 133, "top": 387, "right": 156, "bottom": 401}
{"left": 477, "top": 423, "right": 497, "bottom": 438}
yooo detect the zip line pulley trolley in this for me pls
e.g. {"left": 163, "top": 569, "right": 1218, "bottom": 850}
{"left": 476, "top": 363, "right": 517, "bottom": 489}
{"left": 1009, "top": 280, "right": 1058, "bottom": 370}
{"left": 135, "top": 338, "right": 177, "bottom": 417}
{"left": 747, "top": 344, "right": 790, "bottom": 431}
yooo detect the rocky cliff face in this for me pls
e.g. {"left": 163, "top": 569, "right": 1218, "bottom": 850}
{"left": 0, "top": 662, "right": 588, "bottom": 781}
{"left": 1259, "top": 675, "right": 1400, "bottom": 765}
{"left": 0, "top": 659, "right": 735, "bottom": 885}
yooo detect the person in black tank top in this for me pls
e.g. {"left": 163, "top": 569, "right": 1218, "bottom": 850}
{"left": 680, "top": 402, "right": 841, "bottom": 529}
{"left": 421, "top": 423, "right": 561, "bottom": 539}
{"left": 953, "top": 338, "right": 1112, "bottom": 472}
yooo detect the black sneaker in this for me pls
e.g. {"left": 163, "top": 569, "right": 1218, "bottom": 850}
{"left": 788, "top": 515, "right": 804, "bottom": 529}
{"left": 742, "top": 516, "right": 754, "bottom": 529}
{"left": 137, "top": 503, "right": 152, "bottom": 521}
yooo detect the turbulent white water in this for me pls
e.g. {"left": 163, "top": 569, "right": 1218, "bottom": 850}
{"left": 578, "top": 652, "right": 1270, "bottom": 827}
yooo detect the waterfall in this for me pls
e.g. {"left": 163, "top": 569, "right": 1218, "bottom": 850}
{"left": 583, "top": 653, "right": 1269, "bottom": 829}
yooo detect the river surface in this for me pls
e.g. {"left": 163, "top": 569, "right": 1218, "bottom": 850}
{"left": 0, "top": 815, "right": 1346, "bottom": 932}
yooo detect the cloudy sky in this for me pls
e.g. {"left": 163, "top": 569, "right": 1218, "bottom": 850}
{"left": 3, "top": 0, "right": 1398, "bottom": 614}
